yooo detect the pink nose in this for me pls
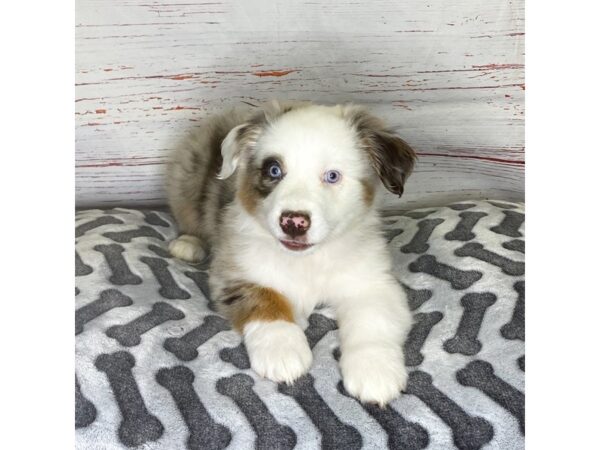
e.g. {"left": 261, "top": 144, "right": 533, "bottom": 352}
{"left": 280, "top": 211, "right": 311, "bottom": 237}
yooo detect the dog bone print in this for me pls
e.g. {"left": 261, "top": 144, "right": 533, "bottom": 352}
{"left": 156, "top": 366, "right": 231, "bottom": 450}
{"left": 444, "top": 293, "right": 497, "bottom": 355}
{"left": 409, "top": 255, "right": 482, "bottom": 290}
{"left": 384, "top": 228, "right": 404, "bottom": 243}
{"left": 454, "top": 243, "right": 525, "bottom": 276}
{"left": 184, "top": 270, "right": 212, "bottom": 301}
{"left": 402, "top": 283, "right": 433, "bottom": 311}
{"left": 106, "top": 302, "right": 184, "bottom": 347}
{"left": 447, "top": 203, "right": 476, "bottom": 211}
{"left": 75, "top": 376, "right": 97, "bottom": 428}
{"left": 502, "top": 239, "right": 525, "bottom": 254}
{"left": 501, "top": 281, "right": 525, "bottom": 341}
{"left": 76, "top": 250, "right": 93, "bottom": 276}
{"left": 401, "top": 219, "right": 445, "bottom": 254}
{"left": 164, "top": 315, "right": 230, "bottom": 361}
{"left": 337, "top": 381, "right": 429, "bottom": 450}
{"left": 103, "top": 225, "right": 165, "bottom": 243}
{"left": 93, "top": 244, "right": 142, "bottom": 285}
{"left": 401, "top": 210, "right": 437, "bottom": 219}
{"left": 219, "top": 342, "right": 251, "bottom": 369}
{"left": 95, "top": 351, "right": 164, "bottom": 447}
{"left": 76, "top": 289, "right": 133, "bottom": 335}
{"left": 217, "top": 374, "right": 297, "bottom": 450}
{"left": 444, "top": 212, "right": 488, "bottom": 241}
{"left": 405, "top": 370, "right": 493, "bottom": 450}
{"left": 490, "top": 210, "right": 524, "bottom": 237}
{"left": 140, "top": 256, "right": 191, "bottom": 299}
{"left": 405, "top": 311, "right": 444, "bottom": 366}
{"left": 456, "top": 360, "right": 525, "bottom": 433}
{"left": 278, "top": 374, "right": 362, "bottom": 450}
{"left": 76, "top": 215, "right": 123, "bottom": 238}
{"left": 488, "top": 201, "right": 519, "bottom": 210}
{"left": 304, "top": 313, "right": 338, "bottom": 349}
{"left": 142, "top": 210, "right": 170, "bottom": 227}
{"left": 148, "top": 244, "right": 172, "bottom": 258}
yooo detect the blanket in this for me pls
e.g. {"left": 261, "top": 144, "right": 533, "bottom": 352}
{"left": 75, "top": 200, "right": 525, "bottom": 449}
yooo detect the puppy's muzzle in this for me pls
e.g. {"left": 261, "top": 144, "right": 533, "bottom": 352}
{"left": 280, "top": 211, "right": 311, "bottom": 238}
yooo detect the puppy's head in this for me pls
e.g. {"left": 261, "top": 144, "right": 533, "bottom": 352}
{"left": 218, "top": 101, "right": 416, "bottom": 253}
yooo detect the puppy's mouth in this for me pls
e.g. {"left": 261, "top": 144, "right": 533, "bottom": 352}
{"left": 279, "top": 239, "right": 314, "bottom": 252}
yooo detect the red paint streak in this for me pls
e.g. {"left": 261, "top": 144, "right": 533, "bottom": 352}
{"left": 77, "top": 161, "right": 163, "bottom": 168}
{"left": 169, "top": 74, "right": 195, "bottom": 80}
{"left": 472, "top": 63, "right": 524, "bottom": 70}
{"left": 505, "top": 94, "right": 511, "bottom": 98}
{"left": 103, "top": 68, "right": 113, "bottom": 72}
{"left": 95, "top": 109, "right": 106, "bottom": 114}
{"left": 85, "top": 122, "right": 103, "bottom": 126}
{"left": 416, "top": 152, "right": 524, "bottom": 165}
{"left": 167, "top": 106, "right": 203, "bottom": 111}
{"left": 252, "top": 69, "right": 297, "bottom": 77}
{"left": 152, "top": 106, "right": 163, "bottom": 109}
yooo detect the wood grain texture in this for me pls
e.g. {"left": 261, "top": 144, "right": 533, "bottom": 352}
{"left": 76, "top": 0, "right": 524, "bottom": 209}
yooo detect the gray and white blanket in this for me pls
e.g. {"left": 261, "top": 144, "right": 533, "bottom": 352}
{"left": 75, "top": 200, "right": 525, "bottom": 449}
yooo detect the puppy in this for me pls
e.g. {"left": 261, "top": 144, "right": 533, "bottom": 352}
{"left": 166, "top": 101, "right": 416, "bottom": 405}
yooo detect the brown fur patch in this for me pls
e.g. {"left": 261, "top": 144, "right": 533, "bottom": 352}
{"left": 238, "top": 170, "right": 260, "bottom": 215}
{"left": 219, "top": 283, "right": 294, "bottom": 331}
{"left": 343, "top": 106, "right": 417, "bottom": 197}
{"left": 360, "top": 178, "right": 375, "bottom": 206}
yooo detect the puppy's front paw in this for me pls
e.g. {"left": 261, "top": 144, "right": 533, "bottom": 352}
{"left": 244, "top": 320, "right": 313, "bottom": 384}
{"left": 169, "top": 235, "right": 206, "bottom": 262}
{"left": 340, "top": 345, "right": 407, "bottom": 406}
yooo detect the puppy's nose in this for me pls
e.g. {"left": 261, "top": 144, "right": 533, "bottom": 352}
{"left": 280, "top": 211, "right": 311, "bottom": 237}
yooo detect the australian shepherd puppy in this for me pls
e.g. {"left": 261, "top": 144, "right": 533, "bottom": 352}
{"left": 166, "top": 100, "right": 416, "bottom": 405}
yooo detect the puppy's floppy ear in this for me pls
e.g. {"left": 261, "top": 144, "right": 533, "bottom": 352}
{"left": 217, "top": 122, "right": 263, "bottom": 179}
{"left": 343, "top": 105, "right": 417, "bottom": 197}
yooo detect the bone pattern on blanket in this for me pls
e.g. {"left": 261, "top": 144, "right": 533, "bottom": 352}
{"left": 76, "top": 215, "right": 123, "bottom": 238}
{"left": 337, "top": 380, "right": 429, "bottom": 450}
{"left": 76, "top": 289, "right": 133, "bottom": 335}
{"left": 405, "top": 371, "right": 494, "bottom": 450}
{"left": 104, "top": 225, "right": 165, "bottom": 243}
{"left": 278, "top": 374, "right": 362, "bottom": 449}
{"left": 156, "top": 366, "right": 232, "bottom": 450}
{"left": 444, "top": 211, "right": 488, "bottom": 241}
{"left": 457, "top": 360, "right": 525, "bottom": 434}
{"left": 75, "top": 201, "right": 525, "bottom": 449}
{"left": 401, "top": 218, "right": 445, "bottom": 254}
{"left": 75, "top": 376, "right": 97, "bottom": 429}
{"left": 95, "top": 351, "right": 164, "bottom": 447}
{"left": 140, "top": 256, "right": 191, "bottom": 299}
{"left": 454, "top": 242, "right": 525, "bottom": 276}
{"left": 409, "top": 254, "right": 483, "bottom": 289}
{"left": 217, "top": 374, "right": 297, "bottom": 450}
{"left": 75, "top": 250, "right": 93, "bottom": 277}
{"left": 444, "top": 293, "right": 497, "bottom": 355}
{"left": 501, "top": 281, "right": 525, "bottom": 341}
{"left": 404, "top": 311, "right": 444, "bottom": 366}
{"left": 490, "top": 210, "right": 525, "bottom": 237}
{"left": 164, "top": 315, "right": 230, "bottom": 361}
{"left": 94, "top": 244, "right": 143, "bottom": 285}
{"left": 106, "top": 302, "right": 185, "bottom": 347}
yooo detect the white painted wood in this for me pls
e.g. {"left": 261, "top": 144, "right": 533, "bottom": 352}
{"left": 76, "top": 0, "right": 524, "bottom": 209}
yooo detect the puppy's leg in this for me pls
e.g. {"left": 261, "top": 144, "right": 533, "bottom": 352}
{"left": 218, "top": 283, "right": 312, "bottom": 384}
{"left": 169, "top": 234, "right": 206, "bottom": 262}
{"left": 336, "top": 281, "right": 412, "bottom": 406}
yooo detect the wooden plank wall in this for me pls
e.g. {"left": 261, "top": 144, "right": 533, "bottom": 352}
{"left": 76, "top": 0, "right": 524, "bottom": 209}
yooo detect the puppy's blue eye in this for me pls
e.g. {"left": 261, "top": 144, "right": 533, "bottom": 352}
{"left": 268, "top": 162, "right": 283, "bottom": 179}
{"left": 324, "top": 170, "right": 342, "bottom": 184}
